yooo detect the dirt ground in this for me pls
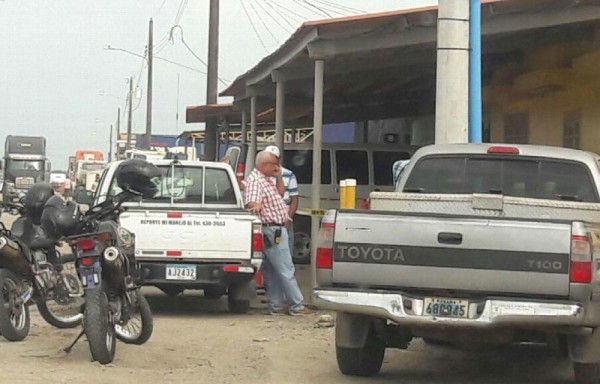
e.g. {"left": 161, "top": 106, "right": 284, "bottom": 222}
{"left": 0, "top": 215, "right": 580, "bottom": 384}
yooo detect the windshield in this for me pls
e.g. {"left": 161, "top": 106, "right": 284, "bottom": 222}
{"left": 109, "top": 164, "right": 236, "bottom": 204}
{"left": 6, "top": 159, "right": 43, "bottom": 172}
{"left": 82, "top": 163, "right": 105, "bottom": 171}
{"left": 403, "top": 156, "right": 599, "bottom": 203}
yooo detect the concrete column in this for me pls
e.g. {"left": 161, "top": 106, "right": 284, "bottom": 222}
{"left": 435, "top": 0, "right": 470, "bottom": 144}
{"left": 275, "top": 80, "right": 286, "bottom": 160}
{"left": 249, "top": 96, "right": 258, "bottom": 172}
{"left": 241, "top": 109, "right": 248, "bottom": 144}
{"left": 310, "top": 59, "right": 325, "bottom": 290}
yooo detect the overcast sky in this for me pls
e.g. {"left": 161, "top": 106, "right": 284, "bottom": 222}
{"left": 0, "top": 0, "right": 436, "bottom": 170}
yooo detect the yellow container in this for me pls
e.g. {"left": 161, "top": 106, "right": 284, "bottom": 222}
{"left": 339, "top": 180, "right": 347, "bottom": 208}
{"left": 345, "top": 179, "right": 356, "bottom": 209}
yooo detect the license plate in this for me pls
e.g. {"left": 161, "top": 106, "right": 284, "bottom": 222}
{"left": 166, "top": 264, "right": 196, "bottom": 280}
{"left": 424, "top": 297, "right": 468, "bottom": 318}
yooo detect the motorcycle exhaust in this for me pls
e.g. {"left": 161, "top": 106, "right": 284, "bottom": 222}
{"left": 102, "top": 246, "right": 126, "bottom": 291}
{"left": 0, "top": 236, "right": 31, "bottom": 276}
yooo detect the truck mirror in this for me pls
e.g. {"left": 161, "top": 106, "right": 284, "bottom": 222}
{"left": 74, "top": 190, "right": 94, "bottom": 205}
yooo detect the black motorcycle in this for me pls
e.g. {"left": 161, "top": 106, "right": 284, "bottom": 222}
{"left": 0, "top": 186, "right": 83, "bottom": 342}
{"left": 41, "top": 159, "right": 158, "bottom": 364}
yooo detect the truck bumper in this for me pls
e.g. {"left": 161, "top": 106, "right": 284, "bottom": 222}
{"left": 139, "top": 261, "right": 258, "bottom": 289}
{"left": 314, "top": 288, "right": 584, "bottom": 328}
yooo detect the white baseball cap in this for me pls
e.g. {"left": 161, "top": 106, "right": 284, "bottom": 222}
{"left": 264, "top": 145, "right": 280, "bottom": 158}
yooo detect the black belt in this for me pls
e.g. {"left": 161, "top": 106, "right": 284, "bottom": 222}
{"left": 262, "top": 223, "right": 284, "bottom": 227}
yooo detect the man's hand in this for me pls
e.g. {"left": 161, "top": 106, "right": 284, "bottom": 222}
{"left": 246, "top": 202, "right": 263, "bottom": 215}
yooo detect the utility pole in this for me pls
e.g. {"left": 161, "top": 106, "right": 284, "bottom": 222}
{"left": 109, "top": 124, "right": 113, "bottom": 161}
{"left": 203, "top": 0, "right": 219, "bottom": 161}
{"left": 126, "top": 76, "right": 133, "bottom": 150}
{"left": 116, "top": 107, "right": 121, "bottom": 160}
{"left": 145, "top": 18, "right": 154, "bottom": 150}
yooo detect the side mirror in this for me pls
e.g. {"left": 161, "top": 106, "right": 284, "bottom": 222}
{"left": 74, "top": 190, "right": 94, "bottom": 205}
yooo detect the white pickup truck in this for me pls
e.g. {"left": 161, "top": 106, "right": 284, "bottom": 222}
{"left": 314, "top": 144, "right": 600, "bottom": 383}
{"left": 92, "top": 159, "right": 263, "bottom": 313}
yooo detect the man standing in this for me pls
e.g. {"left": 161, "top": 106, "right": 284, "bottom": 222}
{"left": 263, "top": 146, "right": 299, "bottom": 259}
{"left": 244, "top": 149, "right": 314, "bottom": 316}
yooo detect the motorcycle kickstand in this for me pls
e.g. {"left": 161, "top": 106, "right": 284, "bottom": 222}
{"left": 64, "top": 329, "right": 85, "bottom": 354}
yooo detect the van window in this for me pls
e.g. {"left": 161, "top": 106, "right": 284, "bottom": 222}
{"left": 373, "top": 151, "right": 411, "bottom": 186}
{"left": 283, "top": 150, "right": 331, "bottom": 184}
{"left": 404, "top": 155, "right": 599, "bottom": 202}
{"left": 225, "top": 146, "right": 241, "bottom": 169}
{"left": 336, "top": 150, "right": 368, "bottom": 185}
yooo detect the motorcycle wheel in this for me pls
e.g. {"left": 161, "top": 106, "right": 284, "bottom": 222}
{"left": 36, "top": 265, "right": 84, "bottom": 328}
{"left": 115, "top": 289, "right": 153, "bottom": 345}
{"left": 83, "top": 286, "right": 116, "bottom": 364}
{"left": 0, "top": 268, "right": 30, "bottom": 341}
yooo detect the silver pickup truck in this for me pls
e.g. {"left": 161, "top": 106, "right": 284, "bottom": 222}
{"left": 313, "top": 144, "right": 600, "bottom": 383}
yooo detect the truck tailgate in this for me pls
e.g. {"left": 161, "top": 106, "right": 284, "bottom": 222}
{"left": 333, "top": 211, "right": 572, "bottom": 297}
{"left": 120, "top": 210, "right": 255, "bottom": 261}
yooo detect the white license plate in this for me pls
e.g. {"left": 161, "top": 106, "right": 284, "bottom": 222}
{"left": 166, "top": 264, "right": 196, "bottom": 280}
{"left": 424, "top": 297, "right": 468, "bottom": 318}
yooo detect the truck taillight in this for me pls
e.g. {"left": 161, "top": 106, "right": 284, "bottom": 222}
{"left": 252, "top": 223, "right": 263, "bottom": 258}
{"left": 316, "top": 221, "right": 335, "bottom": 269}
{"left": 236, "top": 163, "right": 246, "bottom": 184}
{"left": 570, "top": 234, "right": 592, "bottom": 283}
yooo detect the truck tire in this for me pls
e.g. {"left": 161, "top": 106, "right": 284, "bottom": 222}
{"left": 228, "top": 297, "right": 250, "bottom": 314}
{"left": 574, "top": 362, "right": 600, "bottom": 384}
{"left": 336, "top": 322, "right": 385, "bottom": 377}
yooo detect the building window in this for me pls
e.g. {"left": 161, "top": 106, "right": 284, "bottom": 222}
{"left": 504, "top": 112, "right": 529, "bottom": 144}
{"left": 563, "top": 111, "right": 581, "bottom": 149}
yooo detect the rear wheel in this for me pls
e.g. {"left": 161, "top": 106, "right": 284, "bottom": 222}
{"left": 0, "top": 269, "right": 30, "bottom": 341}
{"left": 574, "top": 362, "right": 600, "bottom": 384}
{"left": 36, "top": 270, "right": 84, "bottom": 329}
{"left": 83, "top": 287, "right": 116, "bottom": 364}
{"left": 336, "top": 322, "right": 385, "bottom": 377}
{"left": 115, "top": 289, "right": 153, "bottom": 345}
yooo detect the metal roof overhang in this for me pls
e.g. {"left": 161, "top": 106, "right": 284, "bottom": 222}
{"left": 189, "top": 0, "right": 600, "bottom": 128}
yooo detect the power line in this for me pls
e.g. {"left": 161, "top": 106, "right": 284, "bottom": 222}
{"left": 168, "top": 25, "right": 231, "bottom": 86}
{"left": 312, "top": 0, "right": 364, "bottom": 14}
{"left": 294, "top": 0, "right": 332, "bottom": 18}
{"left": 260, "top": 0, "right": 297, "bottom": 30}
{"left": 248, "top": 0, "right": 280, "bottom": 44}
{"left": 305, "top": 0, "right": 348, "bottom": 16}
{"left": 254, "top": 0, "right": 294, "bottom": 34}
{"left": 239, "top": 0, "right": 270, "bottom": 53}
{"left": 264, "top": 0, "right": 307, "bottom": 24}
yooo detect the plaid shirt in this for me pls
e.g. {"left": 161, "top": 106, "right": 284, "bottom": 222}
{"left": 244, "top": 168, "right": 289, "bottom": 224}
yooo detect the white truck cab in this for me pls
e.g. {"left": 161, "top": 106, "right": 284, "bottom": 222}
{"left": 93, "top": 159, "right": 263, "bottom": 313}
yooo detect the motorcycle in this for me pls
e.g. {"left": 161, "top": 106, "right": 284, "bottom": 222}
{"left": 0, "top": 192, "right": 83, "bottom": 342}
{"left": 42, "top": 159, "right": 158, "bottom": 364}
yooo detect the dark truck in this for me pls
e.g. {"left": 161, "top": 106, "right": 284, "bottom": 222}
{"left": 313, "top": 143, "right": 600, "bottom": 384}
{"left": 2, "top": 135, "right": 50, "bottom": 203}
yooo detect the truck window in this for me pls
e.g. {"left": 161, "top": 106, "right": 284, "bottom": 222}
{"left": 404, "top": 156, "right": 599, "bottom": 202}
{"left": 373, "top": 151, "right": 411, "bottom": 186}
{"left": 336, "top": 150, "right": 369, "bottom": 185}
{"left": 7, "top": 160, "right": 43, "bottom": 171}
{"left": 107, "top": 165, "right": 236, "bottom": 204}
{"left": 283, "top": 150, "right": 331, "bottom": 185}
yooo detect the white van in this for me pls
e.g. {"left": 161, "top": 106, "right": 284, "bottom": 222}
{"left": 224, "top": 142, "right": 415, "bottom": 263}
